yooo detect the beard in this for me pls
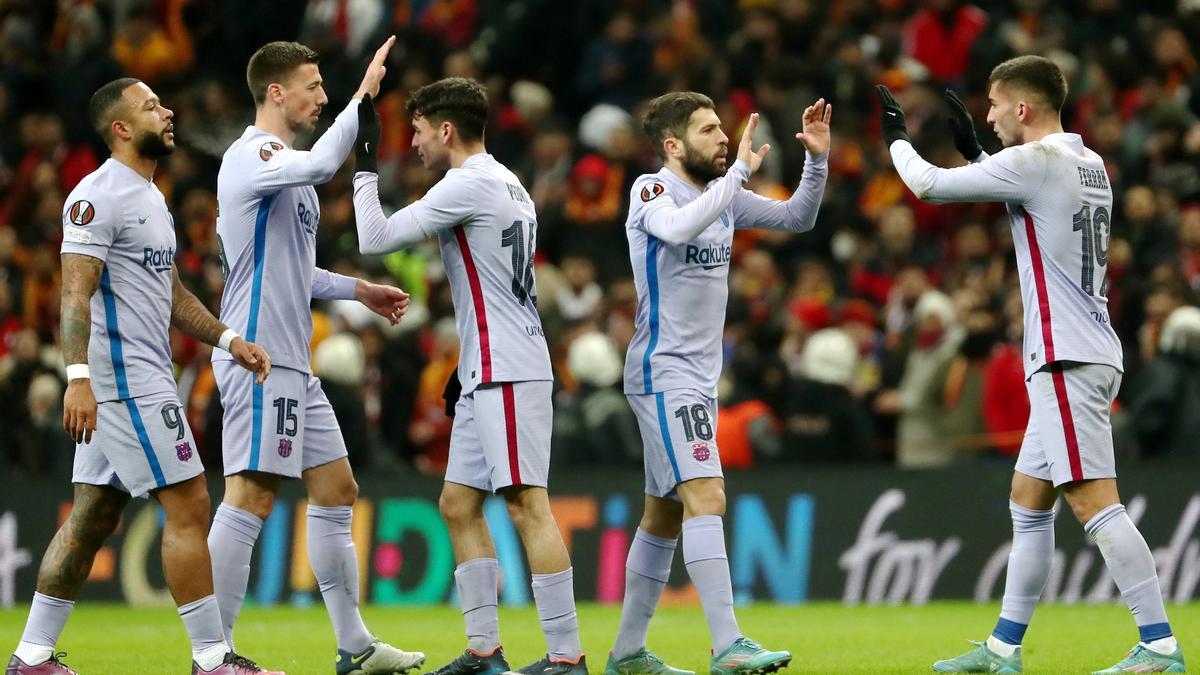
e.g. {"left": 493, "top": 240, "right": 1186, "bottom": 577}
{"left": 135, "top": 128, "right": 174, "bottom": 159}
{"left": 680, "top": 141, "right": 726, "bottom": 184}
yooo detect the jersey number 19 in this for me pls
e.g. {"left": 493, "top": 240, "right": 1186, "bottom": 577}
{"left": 1072, "top": 203, "right": 1110, "bottom": 297}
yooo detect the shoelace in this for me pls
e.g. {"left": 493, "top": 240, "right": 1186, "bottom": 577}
{"left": 49, "top": 652, "right": 78, "bottom": 674}
{"left": 230, "top": 654, "right": 264, "bottom": 672}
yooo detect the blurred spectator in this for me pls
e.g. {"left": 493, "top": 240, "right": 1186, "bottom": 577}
{"left": 879, "top": 289, "right": 966, "bottom": 469}
{"left": 904, "top": 0, "right": 988, "bottom": 86}
{"left": 552, "top": 331, "right": 640, "bottom": 466}
{"left": 110, "top": 0, "right": 195, "bottom": 84}
{"left": 575, "top": 9, "right": 652, "bottom": 110}
{"left": 1130, "top": 305, "right": 1200, "bottom": 458}
{"left": 314, "top": 332, "right": 370, "bottom": 468}
{"left": 555, "top": 256, "right": 603, "bottom": 322}
{"left": 780, "top": 327, "right": 876, "bottom": 462}
{"left": 409, "top": 318, "right": 458, "bottom": 474}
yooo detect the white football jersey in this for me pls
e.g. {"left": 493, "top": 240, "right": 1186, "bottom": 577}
{"left": 352, "top": 153, "right": 553, "bottom": 393}
{"left": 214, "top": 101, "right": 359, "bottom": 373}
{"left": 60, "top": 158, "right": 178, "bottom": 403}
{"left": 891, "top": 133, "right": 1123, "bottom": 377}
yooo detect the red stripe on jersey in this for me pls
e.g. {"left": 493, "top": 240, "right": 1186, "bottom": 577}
{"left": 1050, "top": 365, "right": 1085, "bottom": 481}
{"left": 453, "top": 225, "right": 492, "bottom": 383}
{"left": 502, "top": 383, "right": 522, "bottom": 485}
{"left": 1023, "top": 211, "right": 1057, "bottom": 362}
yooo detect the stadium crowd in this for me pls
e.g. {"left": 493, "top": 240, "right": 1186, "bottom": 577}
{"left": 1, "top": 0, "right": 1199, "bottom": 481}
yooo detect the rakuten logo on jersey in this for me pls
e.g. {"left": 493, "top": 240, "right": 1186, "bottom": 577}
{"left": 142, "top": 246, "right": 174, "bottom": 273}
{"left": 685, "top": 243, "right": 732, "bottom": 270}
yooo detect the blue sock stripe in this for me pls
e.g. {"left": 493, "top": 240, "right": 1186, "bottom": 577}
{"left": 991, "top": 618, "right": 1028, "bottom": 646}
{"left": 1139, "top": 622, "right": 1173, "bottom": 643}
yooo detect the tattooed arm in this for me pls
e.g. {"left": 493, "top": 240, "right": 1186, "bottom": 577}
{"left": 61, "top": 253, "right": 104, "bottom": 444}
{"left": 171, "top": 265, "right": 272, "bottom": 383}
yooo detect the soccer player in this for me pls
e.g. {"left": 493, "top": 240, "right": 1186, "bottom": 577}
{"left": 609, "top": 93, "right": 830, "bottom": 675}
{"left": 206, "top": 39, "right": 423, "bottom": 675}
{"left": 877, "top": 56, "right": 1187, "bottom": 673}
{"left": 350, "top": 79, "right": 585, "bottom": 675}
{"left": 8, "top": 78, "right": 275, "bottom": 675}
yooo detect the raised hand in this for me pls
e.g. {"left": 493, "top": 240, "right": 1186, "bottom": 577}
{"left": 356, "top": 93, "right": 380, "bottom": 173}
{"left": 796, "top": 97, "right": 832, "bottom": 156}
{"left": 875, "top": 85, "right": 911, "bottom": 146}
{"left": 356, "top": 280, "right": 411, "bottom": 326}
{"left": 355, "top": 35, "right": 396, "bottom": 100}
{"left": 231, "top": 338, "right": 271, "bottom": 385}
{"left": 944, "top": 89, "right": 983, "bottom": 161}
{"left": 736, "top": 112, "right": 771, "bottom": 174}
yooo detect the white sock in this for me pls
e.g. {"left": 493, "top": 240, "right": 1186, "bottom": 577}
{"left": 1085, "top": 504, "right": 1174, "bottom": 649}
{"left": 193, "top": 643, "right": 230, "bottom": 672}
{"left": 1144, "top": 635, "right": 1180, "bottom": 655}
{"left": 986, "top": 635, "right": 1019, "bottom": 657}
{"left": 14, "top": 642, "right": 54, "bottom": 666}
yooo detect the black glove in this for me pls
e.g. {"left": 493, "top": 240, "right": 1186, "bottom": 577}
{"left": 355, "top": 93, "right": 380, "bottom": 174}
{"left": 875, "top": 85, "right": 911, "bottom": 146}
{"left": 442, "top": 368, "right": 461, "bottom": 418}
{"left": 944, "top": 89, "right": 983, "bottom": 161}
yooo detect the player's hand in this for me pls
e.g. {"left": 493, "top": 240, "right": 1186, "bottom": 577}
{"left": 736, "top": 112, "right": 771, "bottom": 174}
{"left": 230, "top": 338, "right": 271, "bottom": 385}
{"left": 354, "top": 35, "right": 395, "bottom": 100}
{"left": 442, "top": 369, "right": 461, "bottom": 418}
{"left": 356, "top": 279, "right": 410, "bottom": 326}
{"left": 875, "top": 85, "right": 911, "bottom": 147}
{"left": 796, "top": 97, "right": 832, "bottom": 156}
{"left": 356, "top": 94, "right": 380, "bottom": 174}
{"left": 63, "top": 378, "right": 98, "bottom": 444}
{"left": 944, "top": 89, "right": 983, "bottom": 161}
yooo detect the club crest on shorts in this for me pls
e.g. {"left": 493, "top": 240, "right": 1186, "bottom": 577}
{"left": 259, "top": 141, "right": 284, "bottom": 162}
{"left": 277, "top": 437, "right": 293, "bottom": 458}
{"left": 67, "top": 200, "right": 95, "bottom": 226}
{"left": 640, "top": 182, "right": 665, "bottom": 202}
{"left": 175, "top": 442, "right": 193, "bottom": 462}
{"left": 692, "top": 442, "right": 711, "bottom": 462}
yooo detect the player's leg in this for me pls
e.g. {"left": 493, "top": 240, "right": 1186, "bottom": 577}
{"left": 10, "top": 482, "right": 128, "bottom": 672}
{"left": 1045, "top": 363, "right": 1182, "bottom": 673}
{"left": 935, "top": 376, "right": 1057, "bottom": 673}
{"left": 608, "top": 495, "right": 690, "bottom": 675}
{"left": 426, "top": 390, "right": 509, "bottom": 675}
{"left": 208, "top": 362, "right": 300, "bottom": 648}
{"left": 474, "top": 381, "right": 583, "bottom": 672}
{"left": 300, "top": 377, "right": 424, "bottom": 674}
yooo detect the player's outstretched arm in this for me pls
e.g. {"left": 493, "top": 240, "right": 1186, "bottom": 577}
{"left": 733, "top": 99, "right": 831, "bottom": 233}
{"left": 170, "top": 266, "right": 271, "bottom": 383}
{"left": 876, "top": 85, "right": 1043, "bottom": 204}
{"left": 61, "top": 253, "right": 103, "bottom": 444}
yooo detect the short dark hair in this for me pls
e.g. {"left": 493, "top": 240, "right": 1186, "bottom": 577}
{"left": 405, "top": 77, "right": 489, "bottom": 142}
{"left": 642, "top": 92, "right": 715, "bottom": 159}
{"left": 988, "top": 55, "right": 1068, "bottom": 113}
{"left": 246, "top": 41, "right": 320, "bottom": 106}
{"left": 89, "top": 77, "right": 142, "bottom": 147}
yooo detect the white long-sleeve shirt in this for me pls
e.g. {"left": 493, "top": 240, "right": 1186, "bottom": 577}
{"left": 352, "top": 153, "right": 553, "bottom": 393}
{"left": 624, "top": 152, "right": 828, "bottom": 396}
{"left": 890, "top": 134, "right": 1122, "bottom": 377}
{"left": 215, "top": 100, "right": 360, "bottom": 373}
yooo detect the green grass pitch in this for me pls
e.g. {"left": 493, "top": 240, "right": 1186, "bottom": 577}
{"left": 2, "top": 602, "right": 1196, "bottom": 673}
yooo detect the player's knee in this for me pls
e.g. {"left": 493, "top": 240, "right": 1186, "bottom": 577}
{"left": 439, "top": 490, "right": 476, "bottom": 527}
{"left": 69, "top": 486, "right": 129, "bottom": 547}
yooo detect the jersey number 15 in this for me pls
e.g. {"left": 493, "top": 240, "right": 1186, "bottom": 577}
{"left": 1072, "top": 204, "right": 1110, "bottom": 297}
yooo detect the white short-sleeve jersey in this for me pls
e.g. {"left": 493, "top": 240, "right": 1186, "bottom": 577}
{"left": 60, "top": 158, "right": 177, "bottom": 403}
{"left": 891, "top": 133, "right": 1123, "bottom": 377}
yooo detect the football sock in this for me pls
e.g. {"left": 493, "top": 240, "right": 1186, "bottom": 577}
{"left": 207, "top": 503, "right": 263, "bottom": 647}
{"left": 307, "top": 504, "right": 373, "bottom": 654}
{"left": 1085, "top": 504, "right": 1174, "bottom": 652}
{"left": 992, "top": 501, "right": 1056, "bottom": 648}
{"left": 455, "top": 558, "right": 501, "bottom": 653}
{"left": 178, "top": 594, "right": 230, "bottom": 671}
{"left": 531, "top": 567, "right": 583, "bottom": 660}
{"left": 612, "top": 529, "right": 676, "bottom": 659}
{"left": 682, "top": 515, "right": 741, "bottom": 653}
{"left": 15, "top": 592, "right": 74, "bottom": 665}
